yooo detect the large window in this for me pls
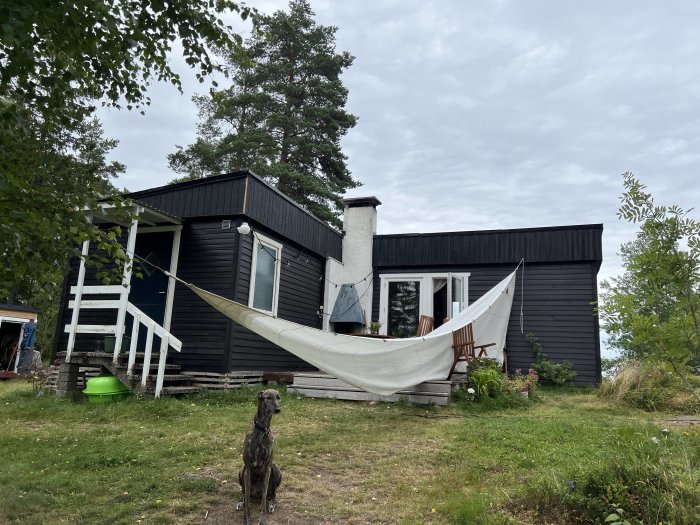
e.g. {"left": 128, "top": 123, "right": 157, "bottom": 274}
{"left": 248, "top": 234, "right": 282, "bottom": 315}
{"left": 379, "top": 273, "right": 469, "bottom": 337}
{"left": 387, "top": 280, "right": 421, "bottom": 338}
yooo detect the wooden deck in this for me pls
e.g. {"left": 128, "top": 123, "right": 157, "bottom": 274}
{"left": 288, "top": 372, "right": 466, "bottom": 406}
{"left": 179, "top": 371, "right": 264, "bottom": 390}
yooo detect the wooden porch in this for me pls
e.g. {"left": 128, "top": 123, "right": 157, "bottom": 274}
{"left": 288, "top": 372, "right": 467, "bottom": 406}
{"left": 60, "top": 201, "right": 186, "bottom": 398}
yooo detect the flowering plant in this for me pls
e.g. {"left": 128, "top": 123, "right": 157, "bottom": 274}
{"left": 509, "top": 368, "right": 539, "bottom": 393}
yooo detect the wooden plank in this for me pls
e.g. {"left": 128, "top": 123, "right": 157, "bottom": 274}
{"left": 66, "top": 238, "right": 91, "bottom": 360}
{"left": 70, "top": 285, "right": 123, "bottom": 295}
{"left": 127, "top": 313, "right": 141, "bottom": 377}
{"left": 140, "top": 321, "right": 155, "bottom": 388}
{"left": 126, "top": 303, "right": 182, "bottom": 350}
{"left": 114, "top": 218, "right": 139, "bottom": 362}
{"left": 180, "top": 371, "right": 263, "bottom": 378}
{"left": 64, "top": 324, "right": 117, "bottom": 334}
{"left": 288, "top": 387, "right": 448, "bottom": 406}
{"left": 68, "top": 300, "right": 122, "bottom": 309}
{"left": 290, "top": 384, "right": 450, "bottom": 400}
{"left": 155, "top": 342, "right": 168, "bottom": 398}
{"left": 291, "top": 375, "right": 452, "bottom": 394}
{"left": 293, "top": 372, "right": 452, "bottom": 393}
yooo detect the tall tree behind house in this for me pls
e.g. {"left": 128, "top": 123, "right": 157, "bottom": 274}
{"left": 168, "top": 0, "right": 360, "bottom": 228}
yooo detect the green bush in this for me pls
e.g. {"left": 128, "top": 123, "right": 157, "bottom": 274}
{"left": 528, "top": 333, "right": 577, "bottom": 386}
{"left": 468, "top": 367, "right": 503, "bottom": 399}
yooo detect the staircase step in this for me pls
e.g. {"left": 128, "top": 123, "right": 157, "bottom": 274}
{"left": 116, "top": 352, "right": 164, "bottom": 361}
{"left": 133, "top": 374, "right": 192, "bottom": 384}
{"left": 114, "top": 363, "right": 182, "bottom": 372}
{"left": 157, "top": 385, "right": 200, "bottom": 396}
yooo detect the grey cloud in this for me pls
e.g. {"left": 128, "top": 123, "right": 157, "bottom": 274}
{"left": 97, "top": 0, "right": 700, "bottom": 310}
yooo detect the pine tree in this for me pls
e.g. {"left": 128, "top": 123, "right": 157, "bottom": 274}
{"left": 168, "top": 0, "right": 360, "bottom": 227}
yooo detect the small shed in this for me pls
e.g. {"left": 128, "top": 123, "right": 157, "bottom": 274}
{"left": 0, "top": 304, "right": 39, "bottom": 376}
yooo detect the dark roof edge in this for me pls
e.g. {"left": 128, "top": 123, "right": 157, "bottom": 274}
{"left": 0, "top": 304, "right": 40, "bottom": 314}
{"left": 127, "top": 170, "right": 343, "bottom": 238}
{"left": 127, "top": 170, "right": 249, "bottom": 198}
{"left": 375, "top": 223, "right": 604, "bottom": 239}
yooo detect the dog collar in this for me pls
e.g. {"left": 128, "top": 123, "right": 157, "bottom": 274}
{"left": 254, "top": 421, "right": 269, "bottom": 434}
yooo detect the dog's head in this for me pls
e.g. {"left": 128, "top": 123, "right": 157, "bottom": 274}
{"left": 258, "top": 389, "right": 281, "bottom": 414}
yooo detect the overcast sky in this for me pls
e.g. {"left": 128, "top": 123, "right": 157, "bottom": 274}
{"left": 99, "top": 0, "right": 700, "bottom": 291}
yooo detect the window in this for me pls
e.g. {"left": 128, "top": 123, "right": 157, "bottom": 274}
{"left": 248, "top": 234, "right": 282, "bottom": 315}
{"left": 379, "top": 273, "right": 469, "bottom": 337}
{"left": 387, "top": 280, "right": 421, "bottom": 338}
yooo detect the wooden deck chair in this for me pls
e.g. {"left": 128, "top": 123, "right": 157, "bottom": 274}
{"left": 416, "top": 315, "right": 434, "bottom": 337}
{"left": 466, "top": 323, "right": 496, "bottom": 358}
{"left": 448, "top": 323, "right": 496, "bottom": 379}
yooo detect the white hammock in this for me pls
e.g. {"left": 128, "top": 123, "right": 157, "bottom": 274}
{"left": 181, "top": 270, "right": 516, "bottom": 395}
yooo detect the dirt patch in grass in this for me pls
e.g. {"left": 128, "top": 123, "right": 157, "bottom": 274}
{"left": 204, "top": 439, "right": 442, "bottom": 525}
{"left": 203, "top": 494, "right": 314, "bottom": 525}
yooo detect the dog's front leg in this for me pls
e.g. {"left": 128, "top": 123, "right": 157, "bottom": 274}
{"left": 258, "top": 465, "right": 271, "bottom": 525}
{"left": 243, "top": 466, "right": 251, "bottom": 525}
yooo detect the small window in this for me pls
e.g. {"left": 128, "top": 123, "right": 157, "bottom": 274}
{"left": 248, "top": 234, "right": 282, "bottom": 315}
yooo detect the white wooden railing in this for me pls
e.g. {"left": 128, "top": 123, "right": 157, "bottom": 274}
{"left": 65, "top": 286, "right": 182, "bottom": 398}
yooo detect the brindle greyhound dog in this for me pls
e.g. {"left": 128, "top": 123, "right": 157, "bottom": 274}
{"left": 236, "top": 389, "right": 282, "bottom": 525}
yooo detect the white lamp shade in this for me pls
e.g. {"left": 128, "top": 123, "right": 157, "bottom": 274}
{"left": 237, "top": 222, "right": 251, "bottom": 235}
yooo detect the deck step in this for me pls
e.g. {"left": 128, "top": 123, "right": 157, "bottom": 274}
{"left": 157, "top": 385, "right": 200, "bottom": 396}
{"left": 289, "top": 373, "right": 455, "bottom": 406}
{"left": 132, "top": 374, "right": 192, "bottom": 384}
{"left": 115, "top": 363, "right": 182, "bottom": 372}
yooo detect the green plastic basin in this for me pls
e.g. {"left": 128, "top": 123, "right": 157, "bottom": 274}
{"left": 83, "top": 374, "right": 131, "bottom": 403}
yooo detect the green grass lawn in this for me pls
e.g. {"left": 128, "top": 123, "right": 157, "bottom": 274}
{"left": 1, "top": 381, "right": 698, "bottom": 525}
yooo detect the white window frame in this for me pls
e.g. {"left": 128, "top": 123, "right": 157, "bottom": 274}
{"left": 248, "top": 233, "right": 283, "bottom": 316}
{"left": 378, "top": 272, "right": 470, "bottom": 336}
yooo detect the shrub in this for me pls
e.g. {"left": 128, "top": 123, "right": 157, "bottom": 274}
{"left": 468, "top": 367, "right": 503, "bottom": 399}
{"left": 465, "top": 358, "right": 504, "bottom": 398}
{"left": 528, "top": 333, "right": 577, "bottom": 386}
{"left": 598, "top": 360, "right": 698, "bottom": 412}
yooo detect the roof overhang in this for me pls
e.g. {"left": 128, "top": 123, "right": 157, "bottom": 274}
{"left": 93, "top": 199, "right": 182, "bottom": 227}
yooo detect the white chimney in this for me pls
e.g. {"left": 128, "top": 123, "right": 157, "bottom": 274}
{"left": 340, "top": 196, "right": 381, "bottom": 327}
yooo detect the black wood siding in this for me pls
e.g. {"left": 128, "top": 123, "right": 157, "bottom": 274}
{"left": 372, "top": 262, "right": 601, "bottom": 385}
{"left": 373, "top": 224, "right": 603, "bottom": 267}
{"left": 229, "top": 223, "right": 323, "bottom": 372}
{"left": 129, "top": 171, "right": 343, "bottom": 261}
{"left": 167, "top": 220, "right": 237, "bottom": 371}
{"left": 371, "top": 225, "right": 603, "bottom": 385}
{"left": 244, "top": 177, "right": 343, "bottom": 261}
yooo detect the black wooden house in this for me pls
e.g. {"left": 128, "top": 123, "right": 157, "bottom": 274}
{"left": 371, "top": 225, "right": 604, "bottom": 385}
{"left": 54, "top": 171, "right": 339, "bottom": 395}
{"left": 53, "top": 170, "right": 603, "bottom": 393}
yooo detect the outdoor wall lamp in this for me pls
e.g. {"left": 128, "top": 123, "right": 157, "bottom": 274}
{"left": 237, "top": 222, "right": 251, "bottom": 235}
